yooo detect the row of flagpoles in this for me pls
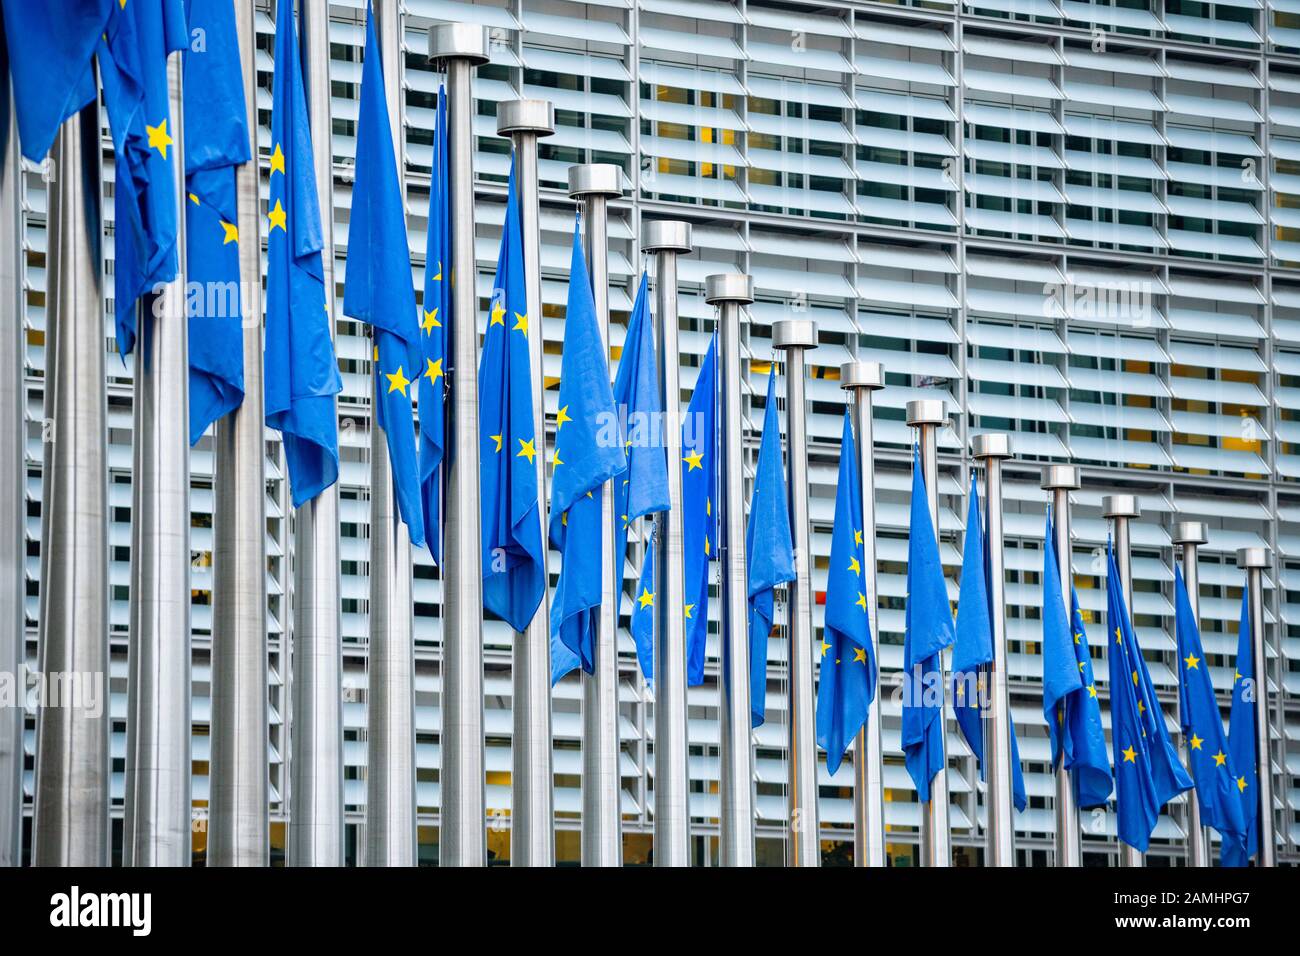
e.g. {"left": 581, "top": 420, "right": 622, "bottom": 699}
{"left": 0, "top": 0, "right": 1282, "bottom": 868}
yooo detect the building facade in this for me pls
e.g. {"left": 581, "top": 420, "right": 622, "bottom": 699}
{"left": 15, "top": 0, "right": 1300, "bottom": 864}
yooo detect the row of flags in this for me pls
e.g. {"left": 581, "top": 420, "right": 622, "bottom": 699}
{"left": 6, "top": 1, "right": 1268, "bottom": 865}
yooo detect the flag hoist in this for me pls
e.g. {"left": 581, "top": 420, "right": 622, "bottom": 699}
{"left": 1172, "top": 520, "right": 1210, "bottom": 867}
{"left": 1235, "top": 546, "right": 1276, "bottom": 866}
{"left": 427, "top": 22, "right": 490, "bottom": 868}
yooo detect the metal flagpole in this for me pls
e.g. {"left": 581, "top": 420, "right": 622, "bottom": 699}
{"left": 209, "top": 0, "right": 270, "bottom": 867}
{"left": 972, "top": 433, "right": 1014, "bottom": 867}
{"left": 710, "top": 273, "right": 755, "bottom": 868}
{"left": 124, "top": 48, "right": 192, "bottom": 868}
{"left": 568, "top": 163, "right": 624, "bottom": 867}
{"left": 906, "top": 398, "right": 950, "bottom": 868}
{"left": 427, "top": 23, "right": 489, "bottom": 868}
{"left": 840, "top": 362, "right": 886, "bottom": 868}
{"left": 1236, "top": 546, "right": 1276, "bottom": 867}
{"left": 1042, "top": 464, "right": 1081, "bottom": 867}
{"left": 644, "top": 222, "right": 692, "bottom": 867}
{"left": 0, "top": 34, "right": 26, "bottom": 868}
{"left": 1173, "top": 521, "right": 1209, "bottom": 867}
{"left": 497, "top": 99, "right": 556, "bottom": 868}
{"left": 33, "top": 101, "right": 110, "bottom": 867}
{"left": 290, "top": 0, "right": 345, "bottom": 869}
{"left": 1103, "top": 493, "right": 1143, "bottom": 868}
{"left": 772, "top": 319, "right": 821, "bottom": 868}
{"left": 365, "top": 0, "right": 418, "bottom": 870}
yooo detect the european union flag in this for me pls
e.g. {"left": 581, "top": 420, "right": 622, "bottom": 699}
{"left": 263, "top": 0, "right": 341, "bottom": 507}
{"left": 343, "top": 5, "right": 424, "bottom": 547}
{"left": 549, "top": 217, "right": 626, "bottom": 682}
{"left": 746, "top": 364, "right": 795, "bottom": 728}
{"left": 901, "top": 445, "right": 955, "bottom": 803}
{"left": 613, "top": 271, "right": 669, "bottom": 681}
{"left": 418, "top": 86, "right": 450, "bottom": 562}
{"left": 1, "top": 0, "right": 113, "bottom": 161}
{"left": 951, "top": 476, "right": 1027, "bottom": 811}
{"left": 1223, "top": 588, "right": 1257, "bottom": 866}
{"left": 682, "top": 336, "right": 717, "bottom": 686}
{"left": 1175, "top": 565, "right": 1247, "bottom": 860}
{"left": 1041, "top": 512, "right": 1112, "bottom": 809}
{"left": 814, "top": 411, "right": 874, "bottom": 774}
{"left": 98, "top": 0, "right": 188, "bottom": 356}
{"left": 630, "top": 542, "right": 655, "bottom": 685}
{"left": 182, "top": 0, "right": 249, "bottom": 445}
{"left": 478, "top": 162, "right": 544, "bottom": 631}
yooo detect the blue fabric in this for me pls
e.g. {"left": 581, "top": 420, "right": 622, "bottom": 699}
{"left": 417, "top": 87, "right": 449, "bottom": 563}
{"left": 681, "top": 336, "right": 717, "bottom": 686}
{"left": 1223, "top": 588, "right": 1257, "bottom": 867}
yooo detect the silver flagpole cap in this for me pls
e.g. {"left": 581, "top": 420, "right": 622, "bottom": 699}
{"left": 1102, "top": 494, "right": 1141, "bottom": 519}
{"left": 1041, "top": 464, "right": 1080, "bottom": 491}
{"left": 772, "top": 318, "right": 818, "bottom": 350}
{"left": 1236, "top": 546, "right": 1269, "bottom": 570}
{"left": 971, "top": 433, "right": 1012, "bottom": 460}
{"left": 906, "top": 398, "right": 946, "bottom": 427}
{"left": 704, "top": 273, "right": 753, "bottom": 305}
{"left": 643, "top": 220, "right": 693, "bottom": 254}
{"left": 1172, "top": 521, "right": 1209, "bottom": 546}
{"left": 496, "top": 99, "right": 555, "bottom": 137}
{"left": 840, "top": 360, "right": 884, "bottom": 391}
{"left": 568, "top": 163, "right": 624, "bottom": 199}
{"left": 427, "top": 23, "right": 490, "bottom": 65}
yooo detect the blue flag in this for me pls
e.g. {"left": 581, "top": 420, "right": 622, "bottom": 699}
{"left": 264, "top": 0, "right": 341, "bottom": 507}
{"left": 344, "top": 5, "right": 424, "bottom": 547}
{"left": 682, "top": 336, "right": 717, "bottom": 686}
{"left": 613, "top": 271, "right": 669, "bottom": 681}
{"left": 182, "top": 0, "right": 249, "bottom": 444}
{"left": 1041, "top": 512, "right": 1112, "bottom": 809}
{"left": 951, "top": 476, "right": 1027, "bottom": 811}
{"left": 631, "top": 544, "right": 656, "bottom": 685}
{"left": 418, "top": 86, "right": 449, "bottom": 563}
{"left": 549, "top": 217, "right": 626, "bottom": 682}
{"left": 814, "top": 411, "right": 875, "bottom": 774}
{"left": 478, "top": 162, "right": 545, "bottom": 631}
{"left": 902, "top": 445, "right": 955, "bottom": 803}
{"left": 746, "top": 364, "right": 795, "bottom": 728}
{"left": 98, "top": 0, "right": 188, "bottom": 356}
{"left": 1175, "top": 565, "right": 1247, "bottom": 861}
{"left": 1223, "top": 588, "right": 1257, "bottom": 866}
{"left": 1, "top": 0, "right": 113, "bottom": 161}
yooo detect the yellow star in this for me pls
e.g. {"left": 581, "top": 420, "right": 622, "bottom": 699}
{"left": 684, "top": 603, "right": 695, "bottom": 619}
{"left": 704, "top": 536, "right": 711, "bottom": 557}
{"left": 1115, "top": 627, "right": 1122, "bottom": 645}
{"left": 425, "top": 357, "right": 443, "bottom": 384}
{"left": 854, "top": 529, "right": 863, "bottom": 546}
{"left": 422, "top": 308, "right": 441, "bottom": 334}
{"left": 1078, "top": 661, "right": 1086, "bottom": 672}
{"left": 1189, "top": 733, "right": 1204, "bottom": 751}
{"left": 146, "top": 117, "right": 173, "bottom": 159}
{"left": 1122, "top": 745, "right": 1137, "bottom": 763}
{"left": 268, "top": 198, "right": 287, "bottom": 233}
{"left": 847, "top": 555, "right": 861, "bottom": 575}
{"left": 552, "top": 450, "right": 564, "bottom": 468}
{"left": 1236, "top": 775, "right": 1248, "bottom": 792}
{"left": 1074, "top": 631, "right": 1083, "bottom": 645}
{"left": 637, "top": 587, "right": 654, "bottom": 610}
{"left": 855, "top": 592, "right": 868, "bottom": 612}
{"left": 1087, "top": 684, "right": 1097, "bottom": 698}
{"left": 955, "top": 682, "right": 965, "bottom": 700}
{"left": 188, "top": 192, "right": 200, "bottom": 205}
{"left": 1213, "top": 751, "right": 1227, "bottom": 767}
{"left": 556, "top": 405, "right": 572, "bottom": 430}
{"left": 385, "top": 365, "right": 411, "bottom": 396}
{"left": 1234, "top": 670, "right": 1242, "bottom": 683}
{"left": 684, "top": 449, "right": 704, "bottom": 471}
{"left": 270, "top": 143, "right": 286, "bottom": 176}
{"left": 220, "top": 221, "right": 239, "bottom": 245}
{"left": 820, "top": 641, "right": 830, "bottom": 657}
{"left": 852, "top": 646, "right": 867, "bottom": 664}
{"left": 517, "top": 438, "right": 537, "bottom": 464}
{"left": 1138, "top": 700, "right": 1146, "bottom": 715}
{"left": 432, "top": 261, "right": 442, "bottom": 282}
{"left": 490, "top": 434, "right": 503, "bottom": 453}
{"left": 513, "top": 312, "right": 528, "bottom": 334}
{"left": 1183, "top": 653, "right": 1200, "bottom": 670}
{"left": 1132, "top": 669, "right": 1139, "bottom": 686}
{"left": 490, "top": 301, "right": 506, "bottom": 326}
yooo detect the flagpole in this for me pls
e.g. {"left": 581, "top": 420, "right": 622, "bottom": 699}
{"left": 0, "top": 35, "right": 26, "bottom": 868}
{"left": 1103, "top": 493, "right": 1143, "bottom": 868}
{"left": 427, "top": 23, "right": 489, "bottom": 868}
{"left": 124, "top": 47, "right": 192, "bottom": 868}
{"left": 363, "top": 0, "right": 418, "bottom": 869}
{"left": 1042, "top": 464, "right": 1082, "bottom": 867}
{"left": 710, "top": 273, "right": 756, "bottom": 868}
{"left": 772, "top": 319, "right": 821, "bottom": 868}
{"left": 32, "top": 101, "right": 110, "bottom": 867}
{"left": 1236, "top": 546, "right": 1276, "bottom": 867}
{"left": 289, "top": 0, "right": 345, "bottom": 869}
{"left": 906, "top": 398, "right": 950, "bottom": 868}
{"left": 1173, "top": 521, "right": 1209, "bottom": 867}
{"left": 972, "top": 434, "right": 1014, "bottom": 867}
{"left": 497, "top": 99, "right": 556, "bottom": 868}
{"left": 209, "top": 0, "right": 270, "bottom": 867}
{"left": 568, "top": 163, "right": 625, "bottom": 867}
{"left": 644, "top": 222, "right": 693, "bottom": 867}
{"left": 839, "top": 362, "right": 886, "bottom": 867}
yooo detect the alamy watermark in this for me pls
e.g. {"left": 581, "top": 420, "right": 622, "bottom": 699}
{"left": 0, "top": 667, "right": 105, "bottom": 719}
